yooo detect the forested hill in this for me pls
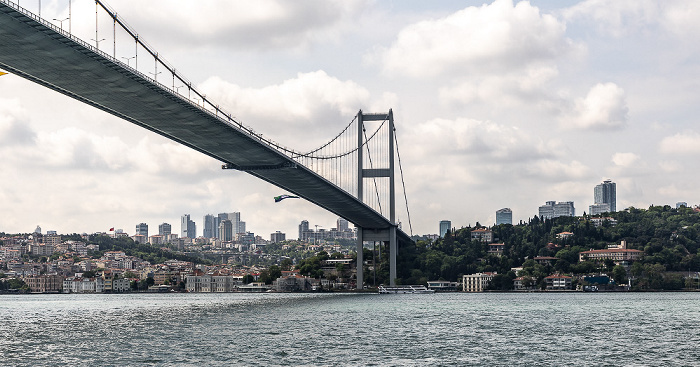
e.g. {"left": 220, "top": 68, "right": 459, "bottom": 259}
{"left": 393, "top": 205, "right": 700, "bottom": 286}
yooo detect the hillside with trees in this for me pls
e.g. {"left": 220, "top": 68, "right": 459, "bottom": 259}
{"left": 378, "top": 205, "right": 700, "bottom": 290}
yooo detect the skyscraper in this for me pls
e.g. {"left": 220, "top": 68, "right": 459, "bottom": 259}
{"left": 158, "top": 223, "right": 171, "bottom": 236}
{"left": 218, "top": 219, "right": 233, "bottom": 242}
{"left": 299, "top": 220, "right": 309, "bottom": 240}
{"left": 496, "top": 208, "right": 513, "bottom": 225}
{"left": 203, "top": 214, "right": 217, "bottom": 238}
{"left": 337, "top": 218, "right": 349, "bottom": 232}
{"left": 135, "top": 223, "right": 148, "bottom": 238}
{"left": 439, "top": 220, "right": 451, "bottom": 237}
{"left": 181, "top": 214, "right": 196, "bottom": 239}
{"left": 590, "top": 179, "right": 616, "bottom": 215}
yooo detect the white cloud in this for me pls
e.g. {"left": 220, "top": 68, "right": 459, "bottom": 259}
{"left": 611, "top": 152, "right": 640, "bottom": 167}
{"left": 0, "top": 98, "right": 34, "bottom": 145}
{"left": 659, "top": 131, "right": 700, "bottom": 155}
{"left": 563, "top": 0, "right": 700, "bottom": 38}
{"left": 565, "top": 83, "right": 628, "bottom": 130}
{"left": 199, "top": 71, "right": 396, "bottom": 147}
{"left": 376, "top": 0, "right": 572, "bottom": 78}
{"left": 68, "top": 0, "right": 367, "bottom": 51}
{"left": 525, "top": 159, "right": 592, "bottom": 180}
{"left": 403, "top": 117, "right": 552, "bottom": 163}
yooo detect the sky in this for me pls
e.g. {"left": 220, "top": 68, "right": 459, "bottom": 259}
{"left": 1, "top": 0, "right": 700, "bottom": 238}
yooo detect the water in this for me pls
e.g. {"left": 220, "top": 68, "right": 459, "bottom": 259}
{"left": 1, "top": 292, "right": 699, "bottom": 366}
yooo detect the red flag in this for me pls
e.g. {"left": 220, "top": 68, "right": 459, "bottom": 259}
{"left": 109, "top": 227, "right": 114, "bottom": 231}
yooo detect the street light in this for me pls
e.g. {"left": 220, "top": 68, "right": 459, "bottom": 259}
{"left": 149, "top": 71, "right": 162, "bottom": 82}
{"left": 91, "top": 38, "right": 106, "bottom": 50}
{"left": 53, "top": 17, "right": 69, "bottom": 31}
{"left": 121, "top": 56, "right": 135, "bottom": 67}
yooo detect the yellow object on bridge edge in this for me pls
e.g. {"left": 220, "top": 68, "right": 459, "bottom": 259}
{"left": 0, "top": 71, "right": 7, "bottom": 76}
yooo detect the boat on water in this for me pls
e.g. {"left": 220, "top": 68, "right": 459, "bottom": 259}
{"left": 378, "top": 285, "right": 435, "bottom": 294}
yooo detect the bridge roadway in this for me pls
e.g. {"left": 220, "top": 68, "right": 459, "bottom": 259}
{"left": 0, "top": 3, "right": 410, "bottom": 244}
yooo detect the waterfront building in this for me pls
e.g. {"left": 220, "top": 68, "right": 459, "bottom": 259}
{"left": 271, "top": 231, "right": 286, "bottom": 243}
{"left": 62, "top": 276, "right": 105, "bottom": 293}
{"left": 590, "top": 179, "right": 616, "bottom": 215}
{"left": 203, "top": 214, "right": 217, "bottom": 238}
{"left": 463, "top": 272, "right": 496, "bottom": 292}
{"left": 439, "top": 220, "right": 451, "bottom": 238}
{"left": 539, "top": 201, "right": 575, "bottom": 219}
{"left": 23, "top": 274, "right": 63, "bottom": 293}
{"left": 158, "top": 223, "right": 171, "bottom": 236}
{"left": 470, "top": 228, "right": 493, "bottom": 243}
{"left": 135, "top": 223, "right": 148, "bottom": 238}
{"left": 496, "top": 208, "right": 512, "bottom": 225}
{"left": 544, "top": 274, "right": 572, "bottom": 290}
{"left": 181, "top": 214, "right": 196, "bottom": 239}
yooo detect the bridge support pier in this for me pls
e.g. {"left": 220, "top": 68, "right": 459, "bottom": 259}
{"left": 356, "top": 226, "right": 397, "bottom": 289}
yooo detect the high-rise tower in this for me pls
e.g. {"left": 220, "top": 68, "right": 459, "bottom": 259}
{"left": 590, "top": 179, "right": 616, "bottom": 215}
{"left": 181, "top": 214, "right": 196, "bottom": 239}
{"left": 496, "top": 208, "right": 513, "bottom": 225}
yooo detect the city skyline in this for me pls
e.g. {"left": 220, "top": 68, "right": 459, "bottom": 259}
{"left": 2, "top": 1, "right": 700, "bottom": 237}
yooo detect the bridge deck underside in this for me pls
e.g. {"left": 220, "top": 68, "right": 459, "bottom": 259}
{"left": 0, "top": 5, "right": 410, "bottom": 242}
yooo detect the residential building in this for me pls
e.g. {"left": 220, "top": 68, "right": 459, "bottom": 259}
{"left": 135, "top": 223, "right": 148, "bottom": 238}
{"left": 590, "top": 179, "right": 616, "bottom": 215}
{"left": 271, "top": 231, "right": 286, "bottom": 243}
{"left": 544, "top": 274, "right": 572, "bottom": 290}
{"left": 43, "top": 233, "right": 61, "bottom": 247}
{"left": 62, "top": 277, "right": 105, "bottom": 293}
{"left": 487, "top": 243, "right": 505, "bottom": 256}
{"left": 496, "top": 208, "right": 512, "bottom": 225}
{"left": 158, "top": 222, "right": 171, "bottom": 236}
{"left": 470, "top": 228, "right": 493, "bottom": 243}
{"left": 439, "top": 220, "right": 451, "bottom": 237}
{"left": 539, "top": 201, "right": 575, "bottom": 219}
{"left": 676, "top": 202, "right": 688, "bottom": 209}
{"left": 591, "top": 217, "right": 617, "bottom": 227}
{"left": 181, "top": 214, "right": 196, "bottom": 239}
{"left": 463, "top": 272, "right": 496, "bottom": 292}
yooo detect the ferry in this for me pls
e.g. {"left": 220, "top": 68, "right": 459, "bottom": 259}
{"left": 378, "top": 285, "right": 435, "bottom": 294}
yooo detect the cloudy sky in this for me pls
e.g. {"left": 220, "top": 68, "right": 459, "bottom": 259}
{"left": 1, "top": 0, "right": 699, "bottom": 238}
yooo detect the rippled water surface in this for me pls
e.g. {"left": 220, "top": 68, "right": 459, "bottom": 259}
{"left": 2, "top": 292, "right": 699, "bottom": 366}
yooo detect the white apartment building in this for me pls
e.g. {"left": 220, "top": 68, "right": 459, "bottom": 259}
{"left": 463, "top": 272, "right": 496, "bottom": 292}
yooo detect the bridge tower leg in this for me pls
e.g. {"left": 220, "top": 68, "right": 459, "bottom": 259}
{"left": 355, "top": 109, "right": 397, "bottom": 289}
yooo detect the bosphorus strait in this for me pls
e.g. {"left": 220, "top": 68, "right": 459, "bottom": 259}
{"left": 2, "top": 292, "right": 699, "bottom": 366}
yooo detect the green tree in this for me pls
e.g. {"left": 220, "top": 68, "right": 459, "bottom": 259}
{"left": 612, "top": 265, "right": 627, "bottom": 285}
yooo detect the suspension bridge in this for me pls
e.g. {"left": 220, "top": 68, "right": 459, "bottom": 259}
{"left": 0, "top": 0, "right": 414, "bottom": 287}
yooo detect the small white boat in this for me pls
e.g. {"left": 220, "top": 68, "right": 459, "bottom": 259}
{"left": 378, "top": 285, "right": 435, "bottom": 294}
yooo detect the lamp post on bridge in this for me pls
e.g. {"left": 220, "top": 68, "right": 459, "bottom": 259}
{"left": 53, "top": 17, "right": 69, "bottom": 32}
{"left": 121, "top": 56, "right": 135, "bottom": 67}
{"left": 91, "top": 38, "right": 105, "bottom": 50}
